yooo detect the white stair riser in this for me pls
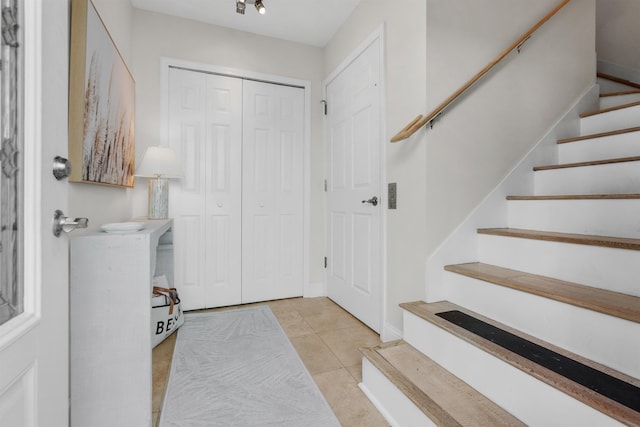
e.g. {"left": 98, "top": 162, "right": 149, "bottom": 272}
{"left": 478, "top": 234, "right": 640, "bottom": 296}
{"left": 580, "top": 104, "right": 640, "bottom": 135}
{"left": 443, "top": 272, "right": 640, "bottom": 378}
{"left": 360, "top": 359, "right": 434, "bottom": 427}
{"left": 600, "top": 94, "right": 640, "bottom": 110}
{"left": 507, "top": 199, "right": 640, "bottom": 238}
{"left": 534, "top": 161, "right": 640, "bottom": 195}
{"left": 557, "top": 131, "right": 640, "bottom": 163}
{"left": 403, "top": 312, "right": 623, "bottom": 427}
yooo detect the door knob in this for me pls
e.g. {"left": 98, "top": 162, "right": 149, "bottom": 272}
{"left": 53, "top": 156, "right": 72, "bottom": 180}
{"left": 52, "top": 210, "right": 88, "bottom": 237}
{"left": 361, "top": 196, "right": 378, "bottom": 206}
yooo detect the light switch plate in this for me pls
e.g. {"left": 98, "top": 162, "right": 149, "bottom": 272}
{"left": 388, "top": 183, "right": 397, "bottom": 209}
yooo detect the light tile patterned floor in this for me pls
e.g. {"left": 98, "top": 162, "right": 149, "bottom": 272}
{"left": 152, "top": 297, "right": 390, "bottom": 426}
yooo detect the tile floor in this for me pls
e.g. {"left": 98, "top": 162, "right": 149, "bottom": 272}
{"left": 152, "top": 297, "right": 390, "bottom": 426}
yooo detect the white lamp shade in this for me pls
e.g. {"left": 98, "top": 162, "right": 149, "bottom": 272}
{"left": 135, "top": 146, "right": 183, "bottom": 178}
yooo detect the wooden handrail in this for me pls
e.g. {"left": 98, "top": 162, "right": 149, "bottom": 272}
{"left": 390, "top": 0, "right": 571, "bottom": 143}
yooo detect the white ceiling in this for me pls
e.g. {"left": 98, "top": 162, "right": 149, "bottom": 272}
{"left": 131, "top": 0, "right": 362, "bottom": 47}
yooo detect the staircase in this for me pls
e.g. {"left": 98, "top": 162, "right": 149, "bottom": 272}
{"left": 360, "top": 76, "right": 640, "bottom": 426}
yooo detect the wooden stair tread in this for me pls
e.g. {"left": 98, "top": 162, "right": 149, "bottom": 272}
{"left": 579, "top": 100, "right": 640, "bottom": 118}
{"left": 361, "top": 341, "right": 525, "bottom": 427}
{"left": 400, "top": 301, "right": 640, "bottom": 426}
{"left": 533, "top": 155, "right": 640, "bottom": 171}
{"left": 477, "top": 227, "right": 640, "bottom": 251}
{"left": 444, "top": 262, "right": 640, "bottom": 323}
{"left": 598, "top": 72, "right": 640, "bottom": 90}
{"left": 556, "top": 126, "right": 640, "bottom": 144}
{"left": 506, "top": 193, "right": 640, "bottom": 200}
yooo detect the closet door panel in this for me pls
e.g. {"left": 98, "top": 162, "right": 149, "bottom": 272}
{"left": 169, "top": 68, "right": 207, "bottom": 310}
{"left": 242, "top": 81, "right": 304, "bottom": 303}
{"left": 203, "top": 74, "right": 243, "bottom": 308}
{"left": 169, "top": 68, "right": 242, "bottom": 310}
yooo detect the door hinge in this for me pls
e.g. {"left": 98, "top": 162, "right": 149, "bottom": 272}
{"left": 321, "top": 100, "right": 327, "bottom": 115}
{"left": 324, "top": 179, "right": 327, "bottom": 192}
{"left": 324, "top": 257, "right": 327, "bottom": 269}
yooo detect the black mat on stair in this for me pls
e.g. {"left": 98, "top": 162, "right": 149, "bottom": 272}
{"left": 435, "top": 310, "right": 640, "bottom": 412}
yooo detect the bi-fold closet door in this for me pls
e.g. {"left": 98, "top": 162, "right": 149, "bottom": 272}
{"left": 168, "top": 67, "right": 304, "bottom": 311}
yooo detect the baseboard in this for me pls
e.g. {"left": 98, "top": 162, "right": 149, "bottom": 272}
{"left": 381, "top": 322, "right": 403, "bottom": 342}
{"left": 303, "top": 281, "right": 325, "bottom": 298}
{"left": 598, "top": 60, "right": 640, "bottom": 86}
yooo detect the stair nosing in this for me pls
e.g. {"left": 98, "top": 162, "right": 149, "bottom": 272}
{"left": 579, "top": 100, "right": 640, "bottom": 118}
{"left": 400, "top": 300, "right": 640, "bottom": 426}
{"left": 477, "top": 227, "right": 640, "bottom": 251}
{"left": 533, "top": 155, "right": 640, "bottom": 171}
{"left": 361, "top": 343, "right": 463, "bottom": 427}
{"left": 556, "top": 126, "right": 640, "bottom": 144}
{"left": 506, "top": 193, "right": 640, "bottom": 200}
{"left": 444, "top": 262, "right": 640, "bottom": 323}
{"left": 361, "top": 340, "right": 526, "bottom": 427}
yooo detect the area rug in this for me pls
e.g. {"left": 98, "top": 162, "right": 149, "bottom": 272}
{"left": 159, "top": 305, "right": 340, "bottom": 427}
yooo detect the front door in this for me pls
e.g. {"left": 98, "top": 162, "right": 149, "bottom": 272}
{"left": 325, "top": 35, "right": 384, "bottom": 332}
{"left": 0, "top": 1, "right": 70, "bottom": 425}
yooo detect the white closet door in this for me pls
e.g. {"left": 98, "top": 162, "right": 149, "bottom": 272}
{"left": 241, "top": 81, "right": 305, "bottom": 303}
{"left": 169, "top": 68, "right": 242, "bottom": 310}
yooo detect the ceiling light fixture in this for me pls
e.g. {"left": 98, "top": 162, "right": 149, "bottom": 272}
{"left": 235, "top": 0, "right": 265, "bottom": 15}
{"left": 236, "top": 0, "right": 246, "bottom": 14}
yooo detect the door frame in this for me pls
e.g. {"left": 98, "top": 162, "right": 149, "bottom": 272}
{"left": 322, "top": 25, "right": 388, "bottom": 336}
{"left": 159, "top": 58, "right": 314, "bottom": 296}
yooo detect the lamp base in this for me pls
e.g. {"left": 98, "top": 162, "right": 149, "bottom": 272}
{"left": 148, "top": 178, "right": 169, "bottom": 219}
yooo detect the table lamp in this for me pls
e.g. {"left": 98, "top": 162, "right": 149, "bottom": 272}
{"left": 135, "top": 146, "right": 183, "bottom": 219}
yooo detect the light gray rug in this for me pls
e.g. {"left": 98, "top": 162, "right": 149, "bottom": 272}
{"left": 159, "top": 305, "right": 340, "bottom": 427}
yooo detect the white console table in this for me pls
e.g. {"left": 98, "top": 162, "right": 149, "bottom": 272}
{"left": 70, "top": 218, "right": 174, "bottom": 427}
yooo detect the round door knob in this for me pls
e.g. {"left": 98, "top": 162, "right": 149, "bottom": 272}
{"left": 53, "top": 156, "right": 72, "bottom": 180}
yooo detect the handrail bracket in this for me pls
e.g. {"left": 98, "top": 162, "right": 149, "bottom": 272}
{"left": 429, "top": 112, "right": 442, "bottom": 129}
{"left": 389, "top": 0, "right": 571, "bottom": 143}
{"left": 517, "top": 36, "right": 531, "bottom": 54}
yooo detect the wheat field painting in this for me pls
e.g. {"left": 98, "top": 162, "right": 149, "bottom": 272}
{"left": 69, "top": 0, "right": 135, "bottom": 187}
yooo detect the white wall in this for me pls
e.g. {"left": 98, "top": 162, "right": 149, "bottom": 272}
{"left": 110, "top": 0, "right": 595, "bottom": 337}
{"left": 325, "top": 0, "right": 428, "bottom": 335}
{"left": 424, "top": 0, "right": 595, "bottom": 293}
{"left": 68, "top": 0, "right": 135, "bottom": 228}
{"left": 325, "top": 0, "right": 595, "bottom": 335}
{"left": 130, "top": 10, "right": 326, "bottom": 284}
{"left": 596, "top": 0, "right": 640, "bottom": 83}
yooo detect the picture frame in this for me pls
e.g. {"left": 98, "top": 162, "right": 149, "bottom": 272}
{"left": 69, "top": 0, "right": 135, "bottom": 187}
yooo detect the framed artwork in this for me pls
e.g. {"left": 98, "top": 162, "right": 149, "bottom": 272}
{"left": 69, "top": 0, "right": 135, "bottom": 187}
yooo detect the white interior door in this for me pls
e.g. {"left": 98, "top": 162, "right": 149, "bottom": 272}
{"left": 325, "top": 36, "right": 383, "bottom": 332}
{"left": 241, "top": 80, "right": 305, "bottom": 303}
{"left": 169, "top": 67, "right": 243, "bottom": 310}
{"left": 0, "top": 0, "right": 69, "bottom": 425}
